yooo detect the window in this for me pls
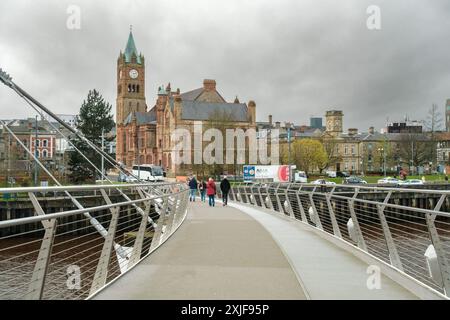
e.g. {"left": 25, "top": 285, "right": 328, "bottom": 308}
{"left": 128, "top": 84, "right": 131, "bottom": 92}
{"left": 36, "top": 150, "right": 41, "bottom": 158}
{"left": 129, "top": 101, "right": 132, "bottom": 107}
{"left": 344, "top": 162, "right": 348, "bottom": 170}
{"left": 42, "top": 150, "right": 48, "bottom": 158}
{"left": 351, "top": 145, "right": 355, "bottom": 155}
{"left": 36, "top": 139, "right": 40, "bottom": 147}
{"left": 344, "top": 145, "right": 348, "bottom": 155}
{"left": 43, "top": 139, "right": 48, "bottom": 147}
{"left": 137, "top": 85, "right": 140, "bottom": 93}
{"left": 351, "top": 162, "right": 356, "bottom": 170}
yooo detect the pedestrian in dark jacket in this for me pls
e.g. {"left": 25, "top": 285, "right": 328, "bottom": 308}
{"left": 188, "top": 176, "right": 198, "bottom": 202}
{"left": 220, "top": 176, "right": 231, "bottom": 206}
{"left": 206, "top": 178, "right": 216, "bottom": 207}
{"left": 199, "top": 179, "right": 207, "bottom": 202}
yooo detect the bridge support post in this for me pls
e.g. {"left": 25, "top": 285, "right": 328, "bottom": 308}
{"left": 284, "top": 185, "right": 295, "bottom": 218}
{"left": 163, "top": 193, "right": 179, "bottom": 242}
{"left": 347, "top": 188, "right": 367, "bottom": 251}
{"left": 426, "top": 194, "right": 450, "bottom": 295}
{"left": 326, "top": 187, "right": 342, "bottom": 238}
{"left": 25, "top": 192, "right": 57, "bottom": 300}
{"left": 90, "top": 189, "right": 121, "bottom": 296}
{"left": 296, "top": 187, "right": 308, "bottom": 223}
{"left": 275, "top": 184, "right": 283, "bottom": 213}
{"left": 377, "top": 191, "right": 403, "bottom": 271}
{"left": 150, "top": 196, "right": 169, "bottom": 252}
{"left": 309, "top": 187, "right": 323, "bottom": 230}
{"left": 129, "top": 202, "right": 151, "bottom": 267}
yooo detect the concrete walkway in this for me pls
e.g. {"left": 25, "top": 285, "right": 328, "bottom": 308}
{"left": 93, "top": 201, "right": 306, "bottom": 299}
{"left": 229, "top": 202, "right": 419, "bottom": 300}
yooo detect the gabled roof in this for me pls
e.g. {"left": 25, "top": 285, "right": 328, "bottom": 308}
{"left": 179, "top": 88, "right": 204, "bottom": 101}
{"left": 180, "top": 101, "right": 249, "bottom": 122}
{"left": 123, "top": 110, "right": 156, "bottom": 126}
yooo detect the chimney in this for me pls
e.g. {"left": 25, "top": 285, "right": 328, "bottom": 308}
{"left": 269, "top": 115, "right": 273, "bottom": 126}
{"left": 348, "top": 128, "right": 358, "bottom": 135}
{"left": 275, "top": 121, "right": 281, "bottom": 129}
{"left": 203, "top": 79, "right": 216, "bottom": 91}
{"left": 369, "top": 126, "right": 374, "bottom": 134}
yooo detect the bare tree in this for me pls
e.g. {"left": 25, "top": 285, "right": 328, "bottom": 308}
{"left": 397, "top": 133, "right": 434, "bottom": 173}
{"left": 426, "top": 103, "right": 443, "bottom": 133}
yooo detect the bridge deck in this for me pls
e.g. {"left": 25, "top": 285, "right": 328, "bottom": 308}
{"left": 93, "top": 201, "right": 306, "bottom": 299}
{"left": 93, "top": 200, "right": 418, "bottom": 300}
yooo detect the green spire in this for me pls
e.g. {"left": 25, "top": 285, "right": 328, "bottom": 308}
{"left": 124, "top": 27, "right": 142, "bottom": 64}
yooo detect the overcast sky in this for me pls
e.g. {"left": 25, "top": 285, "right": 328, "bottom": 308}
{"left": 1, "top": 0, "right": 450, "bottom": 131}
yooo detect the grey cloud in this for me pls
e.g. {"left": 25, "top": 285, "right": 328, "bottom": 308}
{"left": 1, "top": 0, "right": 449, "bottom": 131}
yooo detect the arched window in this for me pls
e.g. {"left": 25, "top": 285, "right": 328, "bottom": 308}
{"left": 42, "top": 150, "right": 48, "bottom": 158}
{"left": 132, "top": 84, "right": 136, "bottom": 92}
{"left": 36, "top": 139, "right": 40, "bottom": 147}
{"left": 43, "top": 139, "right": 48, "bottom": 147}
{"left": 36, "top": 150, "right": 41, "bottom": 158}
{"left": 137, "top": 85, "right": 140, "bottom": 93}
{"left": 128, "top": 84, "right": 131, "bottom": 92}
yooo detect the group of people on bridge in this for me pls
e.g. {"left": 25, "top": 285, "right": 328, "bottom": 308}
{"left": 187, "top": 175, "right": 231, "bottom": 207}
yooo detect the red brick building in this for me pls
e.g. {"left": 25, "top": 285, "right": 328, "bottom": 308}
{"left": 116, "top": 30, "right": 256, "bottom": 177}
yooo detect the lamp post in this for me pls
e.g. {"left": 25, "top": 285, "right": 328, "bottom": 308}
{"left": 287, "top": 127, "right": 291, "bottom": 182}
{"left": 378, "top": 147, "right": 386, "bottom": 177}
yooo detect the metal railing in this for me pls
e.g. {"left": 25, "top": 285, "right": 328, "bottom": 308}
{"left": 0, "top": 182, "right": 189, "bottom": 300}
{"left": 229, "top": 182, "right": 450, "bottom": 297}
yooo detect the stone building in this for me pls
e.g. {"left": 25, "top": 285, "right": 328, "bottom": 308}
{"left": 116, "top": 30, "right": 257, "bottom": 177}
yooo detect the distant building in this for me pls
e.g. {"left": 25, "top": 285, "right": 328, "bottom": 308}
{"left": 56, "top": 114, "right": 77, "bottom": 128}
{"left": 310, "top": 117, "right": 323, "bottom": 129}
{"left": 387, "top": 121, "right": 422, "bottom": 134}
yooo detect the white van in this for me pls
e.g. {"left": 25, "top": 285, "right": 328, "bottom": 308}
{"left": 294, "top": 171, "right": 308, "bottom": 183}
{"left": 132, "top": 164, "right": 165, "bottom": 182}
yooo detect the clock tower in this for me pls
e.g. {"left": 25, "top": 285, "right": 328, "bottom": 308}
{"left": 325, "top": 110, "right": 343, "bottom": 136}
{"left": 116, "top": 29, "right": 146, "bottom": 125}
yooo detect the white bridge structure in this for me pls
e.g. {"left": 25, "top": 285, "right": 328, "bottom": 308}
{"left": 0, "top": 68, "right": 449, "bottom": 300}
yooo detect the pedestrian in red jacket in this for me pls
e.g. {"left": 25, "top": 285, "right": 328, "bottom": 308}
{"left": 206, "top": 178, "right": 216, "bottom": 207}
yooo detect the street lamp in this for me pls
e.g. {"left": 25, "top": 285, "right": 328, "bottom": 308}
{"left": 378, "top": 147, "right": 386, "bottom": 177}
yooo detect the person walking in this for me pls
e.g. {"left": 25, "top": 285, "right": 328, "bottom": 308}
{"left": 199, "top": 179, "right": 207, "bottom": 202}
{"left": 207, "top": 177, "right": 216, "bottom": 207}
{"left": 220, "top": 175, "right": 231, "bottom": 206}
{"left": 188, "top": 175, "right": 198, "bottom": 202}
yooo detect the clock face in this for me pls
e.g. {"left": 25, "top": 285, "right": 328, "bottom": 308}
{"left": 129, "top": 69, "right": 139, "bottom": 79}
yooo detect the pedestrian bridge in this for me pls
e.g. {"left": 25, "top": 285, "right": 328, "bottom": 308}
{"left": 0, "top": 182, "right": 449, "bottom": 300}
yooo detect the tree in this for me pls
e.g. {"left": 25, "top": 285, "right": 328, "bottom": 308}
{"left": 397, "top": 133, "right": 434, "bottom": 173}
{"left": 426, "top": 103, "right": 443, "bottom": 133}
{"left": 282, "top": 139, "right": 327, "bottom": 175}
{"left": 318, "top": 137, "right": 341, "bottom": 173}
{"left": 68, "top": 89, "right": 115, "bottom": 184}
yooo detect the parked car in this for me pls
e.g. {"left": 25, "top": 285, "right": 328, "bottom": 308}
{"left": 377, "top": 177, "right": 400, "bottom": 185}
{"left": 326, "top": 170, "right": 337, "bottom": 178}
{"left": 342, "top": 176, "right": 368, "bottom": 184}
{"left": 337, "top": 171, "right": 350, "bottom": 177}
{"left": 398, "top": 179, "right": 424, "bottom": 186}
{"left": 312, "top": 179, "right": 336, "bottom": 185}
